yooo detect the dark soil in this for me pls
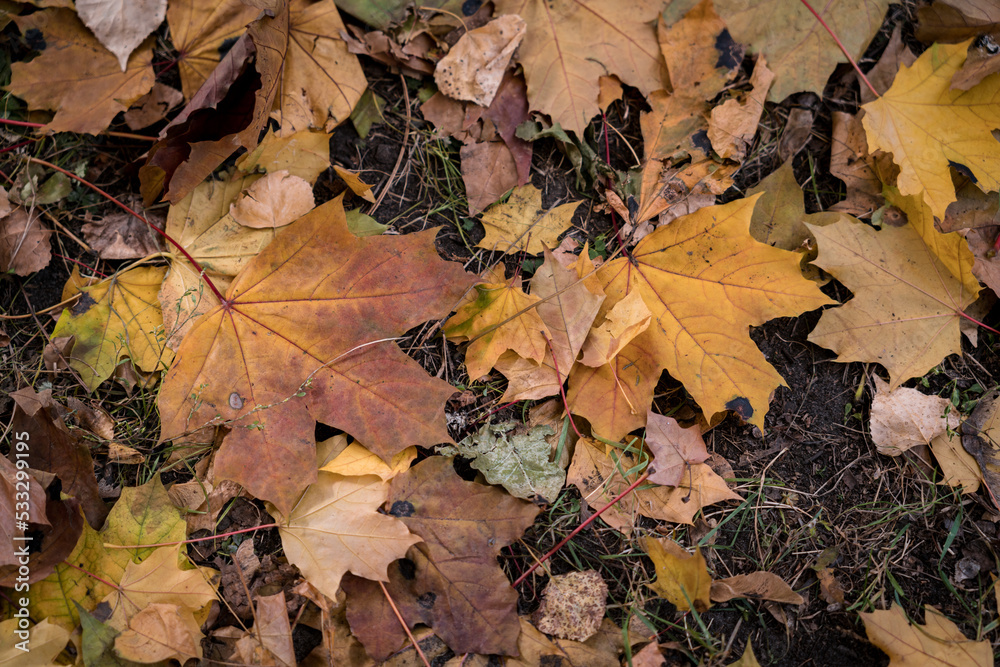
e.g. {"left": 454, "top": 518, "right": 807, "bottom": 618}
{"left": 2, "top": 3, "right": 1000, "bottom": 666}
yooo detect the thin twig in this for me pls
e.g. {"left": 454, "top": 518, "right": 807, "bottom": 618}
{"left": 0, "top": 117, "right": 156, "bottom": 142}
{"left": 799, "top": 0, "right": 880, "bottom": 99}
{"left": 379, "top": 581, "right": 431, "bottom": 667}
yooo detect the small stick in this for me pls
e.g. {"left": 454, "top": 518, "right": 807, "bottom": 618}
{"left": 380, "top": 581, "right": 431, "bottom": 667}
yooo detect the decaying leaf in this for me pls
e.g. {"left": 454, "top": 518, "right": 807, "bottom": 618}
{"left": 644, "top": 537, "right": 712, "bottom": 612}
{"left": 166, "top": 0, "right": 259, "bottom": 99}
{"left": 496, "top": 0, "right": 665, "bottom": 136}
{"left": 272, "top": 471, "right": 419, "bottom": 604}
{"left": 709, "top": 572, "right": 803, "bottom": 604}
{"left": 157, "top": 197, "right": 475, "bottom": 513}
{"left": 446, "top": 421, "right": 566, "bottom": 501}
{"left": 75, "top": 0, "right": 167, "bottom": 71}
{"left": 435, "top": 15, "right": 527, "bottom": 107}
{"left": 931, "top": 431, "right": 982, "bottom": 493}
{"left": 0, "top": 207, "right": 51, "bottom": 276}
{"left": 861, "top": 604, "right": 992, "bottom": 667}
{"left": 510, "top": 617, "right": 623, "bottom": 667}
{"left": 52, "top": 266, "right": 174, "bottom": 392}
{"left": 125, "top": 82, "right": 184, "bottom": 130}
{"left": 807, "top": 192, "right": 980, "bottom": 388}
{"left": 81, "top": 210, "right": 165, "bottom": 260}
{"left": 568, "top": 196, "right": 832, "bottom": 438}
{"left": 7, "top": 9, "right": 155, "bottom": 133}
{"left": 862, "top": 39, "right": 1000, "bottom": 220}
{"left": 707, "top": 56, "right": 775, "bottom": 161}
{"left": 869, "top": 376, "right": 960, "bottom": 456}
{"left": 961, "top": 387, "right": 1000, "bottom": 509}
{"left": 477, "top": 184, "right": 581, "bottom": 255}
{"left": 532, "top": 570, "right": 608, "bottom": 642}
{"left": 344, "top": 457, "right": 540, "bottom": 659}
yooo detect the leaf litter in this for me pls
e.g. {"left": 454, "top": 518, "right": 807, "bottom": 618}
{"left": 4, "top": 0, "right": 1000, "bottom": 664}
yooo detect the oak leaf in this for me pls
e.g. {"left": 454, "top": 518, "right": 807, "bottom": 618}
{"left": 495, "top": 0, "right": 665, "bottom": 136}
{"left": 157, "top": 197, "right": 475, "bottom": 514}
{"left": 644, "top": 537, "right": 712, "bottom": 612}
{"left": 445, "top": 265, "right": 551, "bottom": 381}
{"left": 807, "top": 192, "right": 980, "bottom": 388}
{"left": 7, "top": 9, "right": 155, "bottom": 133}
{"left": 477, "top": 184, "right": 581, "bottom": 255}
{"left": 567, "top": 196, "right": 833, "bottom": 438}
{"left": 861, "top": 604, "right": 992, "bottom": 667}
{"left": 75, "top": 0, "right": 166, "bottom": 71}
{"left": 52, "top": 266, "right": 174, "bottom": 392}
{"left": 714, "top": 0, "right": 890, "bottom": 101}
{"left": 343, "top": 456, "right": 540, "bottom": 659}
{"left": 862, "top": 39, "right": 1000, "bottom": 220}
{"left": 270, "top": 472, "right": 420, "bottom": 600}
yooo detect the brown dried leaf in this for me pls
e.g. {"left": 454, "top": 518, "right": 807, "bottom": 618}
{"left": 75, "top": 0, "right": 166, "bottom": 71}
{"left": 532, "top": 570, "right": 608, "bottom": 642}
{"left": 434, "top": 15, "right": 526, "bottom": 107}
{"left": 709, "top": 572, "right": 803, "bottom": 604}
{"left": 0, "top": 208, "right": 51, "bottom": 275}
{"left": 124, "top": 83, "right": 184, "bottom": 130}
{"left": 645, "top": 411, "right": 710, "bottom": 487}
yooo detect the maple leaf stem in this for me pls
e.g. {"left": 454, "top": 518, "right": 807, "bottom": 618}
{"left": 542, "top": 332, "right": 584, "bottom": 441}
{"left": 62, "top": 560, "right": 120, "bottom": 591}
{"left": 53, "top": 253, "right": 108, "bottom": 278}
{"left": 0, "top": 117, "right": 156, "bottom": 142}
{"left": 379, "top": 581, "right": 432, "bottom": 667}
{"left": 102, "top": 523, "right": 279, "bottom": 550}
{"left": 511, "top": 470, "right": 650, "bottom": 588}
{"left": 27, "top": 157, "right": 227, "bottom": 303}
{"left": 798, "top": 0, "right": 880, "bottom": 99}
{"left": 601, "top": 112, "right": 627, "bottom": 252}
{"left": 959, "top": 310, "right": 1000, "bottom": 336}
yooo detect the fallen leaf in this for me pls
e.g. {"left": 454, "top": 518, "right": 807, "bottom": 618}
{"left": 861, "top": 604, "right": 992, "bottom": 666}
{"left": 124, "top": 82, "right": 184, "bottom": 130}
{"left": 495, "top": 249, "right": 605, "bottom": 401}
{"left": 477, "top": 184, "right": 581, "bottom": 255}
{"left": 81, "top": 210, "right": 165, "bottom": 260}
{"left": 461, "top": 140, "right": 519, "bottom": 215}
{"left": 236, "top": 592, "right": 296, "bottom": 667}
{"left": 807, "top": 192, "right": 980, "bottom": 388}
{"left": 158, "top": 197, "right": 475, "bottom": 514}
{"left": 75, "top": 0, "right": 166, "bottom": 71}
{"left": 778, "top": 107, "right": 815, "bottom": 161}
{"left": 434, "top": 15, "right": 526, "bottom": 107}
{"left": 7, "top": 8, "right": 155, "bottom": 133}
{"left": 953, "top": 43, "right": 1000, "bottom": 90}
{"left": 114, "top": 602, "right": 203, "bottom": 663}
{"left": 532, "top": 570, "right": 608, "bottom": 642}
{"left": 10, "top": 387, "right": 107, "bottom": 528}
{"left": 862, "top": 39, "right": 1000, "bottom": 220}
{"left": 343, "top": 456, "right": 540, "bottom": 659}
{"left": 659, "top": 0, "right": 742, "bottom": 99}
{"left": 578, "top": 289, "right": 651, "bottom": 368}
{"left": 108, "top": 442, "right": 147, "bottom": 465}
{"left": 644, "top": 537, "right": 712, "bottom": 612}
{"left": 446, "top": 421, "right": 566, "bottom": 501}
{"left": 728, "top": 643, "right": 762, "bottom": 667}
{"left": 229, "top": 170, "right": 316, "bottom": 229}
{"left": 710, "top": 572, "right": 803, "bottom": 604}
{"left": 335, "top": 0, "right": 462, "bottom": 30}
{"left": 237, "top": 129, "right": 332, "bottom": 185}
{"left": 271, "top": 471, "right": 420, "bottom": 600}
{"left": 916, "top": 0, "right": 1000, "bottom": 43}
{"left": 0, "top": 456, "right": 48, "bottom": 569}
{"left": 568, "top": 196, "right": 833, "bottom": 438}
{"left": 598, "top": 75, "right": 624, "bottom": 111}
{"left": 445, "top": 265, "right": 551, "bottom": 381}
{"left": 510, "top": 617, "right": 623, "bottom": 667}
{"left": 941, "top": 174, "right": 1000, "bottom": 233}
{"left": 0, "top": 207, "right": 51, "bottom": 276}
{"left": 272, "top": 0, "right": 367, "bottom": 136}
{"left": 0, "top": 618, "right": 70, "bottom": 665}
{"left": 496, "top": 0, "right": 665, "bottom": 136}
{"left": 816, "top": 568, "right": 846, "bottom": 607}
{"left": 319, "top": 439, "right": 417, "bottom": 481}
{"left": 645, "top": 411, "right": 710, "bottom": 487}
{"left": 931, "top": 432, "right": 981, "bottom": 493}
{"left": 715, "top": 0, "right": 891, "bottom": 101}
{"left": 52, "top": 266, "right": 174, "bottom": 392}
{"left": 828, "top": 110, "right": 896, "bottom": 216}
{"left": 869, "top": 377, "right": 960, "bottom": 456}
{"left": 747, "top": 162, "right": 808, "bottom": 250}
{"left": 640, "top": 90, "right": 710, "bottom": 166}
{"left": 859, "top": 24, "right": 916, "bottom": 105}
{"left": 166, "top": 0, "right": 259, "bottom": 98}
{"left": 351, "top": 89, "right": 384, "bottom": 139}
{"left": 708, "top": 56, "right": 775, "bottom": 161}
{"left": 960, "top": 387, "right": 1000, "bottom": 509}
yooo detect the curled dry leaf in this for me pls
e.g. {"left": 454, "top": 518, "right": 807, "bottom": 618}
{"left": 532, "top": 570, "right": 608, "bottom": 642}
{"left": 707, "top": 56, "right": 775, "bottom": 161}
{"left": 75, "top": 0, "right": 167, "bottom": 71}
{"left": 0, "top": 207, "right": 51, "bottom": 276}
{"left": 333, "top": 165, "right": 375, "bottom": 202}
{"left": 960, "top": 387, "right": 1000, "bottom": 510}
{"left": 709, "top": 572, "right": 803, "bottom": 604}
{"left": 8, "top": 9, "right": 155, "bottom": 134}
{"left": 434, "top": 15, "right": 527, "bottom": 107}
{"left": 869, "top": 377, "right": 960, "bottom": 456}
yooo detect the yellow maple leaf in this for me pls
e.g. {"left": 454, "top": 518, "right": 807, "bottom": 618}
{"left": 861, "top": 604, "right": 992, "bottom": 667}
{"left": 445, "top": 265, "right": 551, "bottom": 380}
{"left": 477, "top": 184, "right": 582, "bottom": 255}
{"left": 52, "top": 266, "right": 174, "bottom": 392}
{"left": 807, "top": 191, "right": 980, "bottom": 388}
{"left": 567, "top": 196, "right": 832, "bottom": 437}
{"left": 862, "top": 39, "right": 1000, "bottom": 220}
{"left": 167, "top": 0, "right": 259, "bottom": 99}
{"left": 644, "top": 537, "right": 712, "bottom": 612}
{"left": 495, "top": 0, "right": 665, "bottom": 136}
